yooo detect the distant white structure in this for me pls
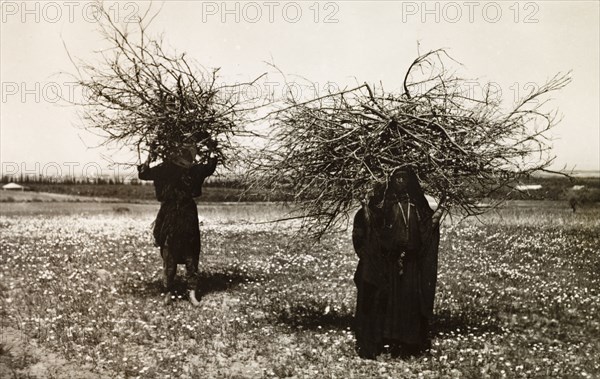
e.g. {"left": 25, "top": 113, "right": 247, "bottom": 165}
{"left": 2, "top": 182, "right": 25, "bottom": 191}
{"left": 571, "top": 185, "right": 586, "bottom": 191}
{"left": 515, "top": 184, "right": 542, "bottom": 191}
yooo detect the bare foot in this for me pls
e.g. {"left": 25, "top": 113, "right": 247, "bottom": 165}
{"left": 189, "top": 289, "right": 201, "bottom": 306}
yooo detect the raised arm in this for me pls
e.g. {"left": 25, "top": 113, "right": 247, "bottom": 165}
{"left": 189, "top": 156, "right": 218, "bottom": 197}
{"left": 191, "top": 156, "right": 217, "bottom": 180}
{"left": 203, "top": 156, "right": 218, "bottom": 177}
{"left": 137, "top": 152, "right": 162, "bottom": 181}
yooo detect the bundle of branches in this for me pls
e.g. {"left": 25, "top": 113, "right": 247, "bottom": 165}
{"left": 255, "top": 50, "right": 571, "bottom": 238}
{"left": 68, "top": 4, "right": 262, "bottom": 165}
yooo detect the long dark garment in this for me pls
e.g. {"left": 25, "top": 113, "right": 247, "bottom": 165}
{"left": 352, "top": 194, "right": 440, "bottom": 358}
{"left": 138, "top": 160, "right": 216, "bottom": 291}
{"left": 153, "top": 197, "right": 200, "bottom": 258}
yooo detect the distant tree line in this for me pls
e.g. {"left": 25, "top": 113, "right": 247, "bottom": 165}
{"left": 1, "top": 174, "right": 128, "bottom": 185}
{"left": 0, "top": 174, "right": 242, "bottom": 188}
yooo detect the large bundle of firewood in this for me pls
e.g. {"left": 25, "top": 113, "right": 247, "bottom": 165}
{"left": 70, "top": 6, "right": 261, "bottom": 165}
{"left": 254, "top": 50, "right": 570, "bottom": 238}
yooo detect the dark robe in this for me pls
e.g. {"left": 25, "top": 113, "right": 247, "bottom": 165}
{"left": 352, "top": 191, "right": 440, "bottom": 358}
{"left": 138, "top": 159, "right": 216, "bottom": 264}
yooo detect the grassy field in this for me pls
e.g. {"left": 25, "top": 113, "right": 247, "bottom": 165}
{"left": 1, "top": 201, "right": 598, "bottom": 378}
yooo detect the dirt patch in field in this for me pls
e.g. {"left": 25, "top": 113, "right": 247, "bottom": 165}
{"left": 0, "top": 327, "right": 106, "bottom": 379}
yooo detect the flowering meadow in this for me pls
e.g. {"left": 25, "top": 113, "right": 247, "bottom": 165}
{"left": 1, "top": 202, "right": 599, "bottom": 378}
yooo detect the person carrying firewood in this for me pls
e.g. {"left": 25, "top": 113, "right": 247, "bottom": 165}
{"left": 352, "top": 170, "right": 443, "bottom": 359}
{"left": 138, "top": 135, "right": 218, "bottom": 305}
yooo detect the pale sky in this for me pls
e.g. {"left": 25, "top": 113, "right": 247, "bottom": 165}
{"left": 1, "top": 0, "right": 599, "bottom": 179}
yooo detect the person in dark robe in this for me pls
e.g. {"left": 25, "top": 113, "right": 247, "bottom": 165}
{"left": 138, "top": 142, "right": 217, "bottom": 305}
{"left": 352, "top": 170, "right": 443, "bottom": 359}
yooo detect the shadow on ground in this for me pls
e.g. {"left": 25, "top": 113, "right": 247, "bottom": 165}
{"left": 277, "top": 304, "right": 354, "bottom": 331}
{"left": 431, "top": 308, "right": 503, "bottom": 337}
{"left": 277, "top": 305, "right": 502, "bottom": 336}
{"left": 195, "top": 270, "right": 256, "bottom": 297}
{"left": 122, "top": 269, "right": 256, "bottom": 299}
